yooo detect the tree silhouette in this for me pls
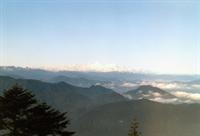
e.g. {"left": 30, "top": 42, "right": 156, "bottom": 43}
{"left": 26, "top": 103, "right": 74, "bottom": 136}
{"left": 0, "top": 84, "right": 75, "bottom": 136}
{"left": 128, "top": 118, "right": 142, "bottom": 136}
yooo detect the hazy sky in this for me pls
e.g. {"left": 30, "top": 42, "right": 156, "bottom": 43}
{"left": 0, "top": 0, "right": 199, "bottom": 74}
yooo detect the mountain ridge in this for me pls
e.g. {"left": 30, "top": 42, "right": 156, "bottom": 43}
{"left": 0, "top": 76, "right": 126, "bottom": 116}
{"left": 124, "top": 85, "right": 178, "bottom": 103}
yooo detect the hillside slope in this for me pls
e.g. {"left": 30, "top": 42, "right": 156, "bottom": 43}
{"left": 73, "top": 99, "right": 200, "bottom": 136}
{"left": 0, "top": 76, "right": 126, "bottom": 117}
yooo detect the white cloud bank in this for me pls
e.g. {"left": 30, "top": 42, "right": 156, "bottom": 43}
{"left": 121, "top": 82, "right": 138, "bottom": 88}
{"left": 41, "top": 63, "right": 145, "bottom": 72}
{"left": 172, "top": 91, "right": 200, "bottom": 101}
{"left": 150, "top": 97, "right": 178, "bottom": 103}
{"left": 122, "top": 81, "right": 200, "bottom": 103}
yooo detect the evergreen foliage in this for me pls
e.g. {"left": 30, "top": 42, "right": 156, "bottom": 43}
{"left": 128, "top": 119, "right": 141, "bottom": 136}
{"left": 0, "top": 84, "right": 74, "bottom": 136}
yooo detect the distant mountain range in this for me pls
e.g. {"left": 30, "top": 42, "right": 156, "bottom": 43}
{"left": 1, "top": 66, "right": 200, "bottom": 95}
{"left": 0, "top": 76, "right": 126, "bottom": 117}
{"left": 124, "top": 85, "right": 178, "bottom": 103}
{"left": 0, "top": 75, "right": 199, "bottom": 104}
{"left": 1, "top": 66, "right": 199, "bottom": 82}
{"left": 48, "top": 75, "right": 109, "bottom": 87}
{"left": 0, "top": 76, "right": 200, "bottom": 136}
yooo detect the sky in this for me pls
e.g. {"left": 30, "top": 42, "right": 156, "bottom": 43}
{"left": 0, "top": 0, "right": 200, "bottom": 74}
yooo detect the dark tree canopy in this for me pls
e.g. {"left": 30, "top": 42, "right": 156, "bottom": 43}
{"left": 0, "top": 84, "right": 75, "bottom": 136}
{"left": 128, "top": 119, "right": 142, "bottom": 136}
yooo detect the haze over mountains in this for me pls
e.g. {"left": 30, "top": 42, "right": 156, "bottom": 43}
{"left": 2, "top": 0, "right": 199, "bottom": 135}
{"left": 1, "top": 66, "right": 199, "bottom": 81}
{"left": 124, "top": 85, "right": 178, "bottom": 103}
{"left": 0, "top": 66, "right": 200, "bottom": 136}
{"left": 1, "top": 66, "right": 200, "bottom": 101}
{"left": 0, "top": 76, "right": 126, "bottom": 115}
{"left": 0, "top": 75, "right": 200, "bottom": 136}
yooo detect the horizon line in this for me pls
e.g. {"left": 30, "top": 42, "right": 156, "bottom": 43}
{"left": 0, "top": 65, "right": 199, "bottom": 76}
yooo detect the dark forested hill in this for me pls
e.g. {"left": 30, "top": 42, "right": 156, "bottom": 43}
{"left": 0, "top": 76, "right": 126, "bottom": 117}
{"left": 124, "top": 85, "right": 178, "bottom": 103}
{"left": 73, "top": 99, "right": 200, "bottom": 136}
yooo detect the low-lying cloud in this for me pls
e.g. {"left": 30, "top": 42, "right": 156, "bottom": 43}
{"left": 121, "top": 82, "right": 138, "bottom": 88}
{"left": 150, "top": 97, "right": 178, "bottom": 103}
{"left": 172, "top": 91, "right": 200, "bottom": 101}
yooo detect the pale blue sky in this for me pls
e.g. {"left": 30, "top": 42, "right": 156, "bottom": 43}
{"left": 0, "top": 0, "right": 199, "bottom": 74}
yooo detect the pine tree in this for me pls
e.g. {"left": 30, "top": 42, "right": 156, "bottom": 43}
{"left": 0, "top": 84, "right": 37, "bottom": 136}
{"left": 26, "top": 103, "right": 74, "bottom": 136}
{"left": 128, "top": 119, "right": 142, "bottom": 136}
{"left": 0, "top": 84, "right": 75, "bottom": 136}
